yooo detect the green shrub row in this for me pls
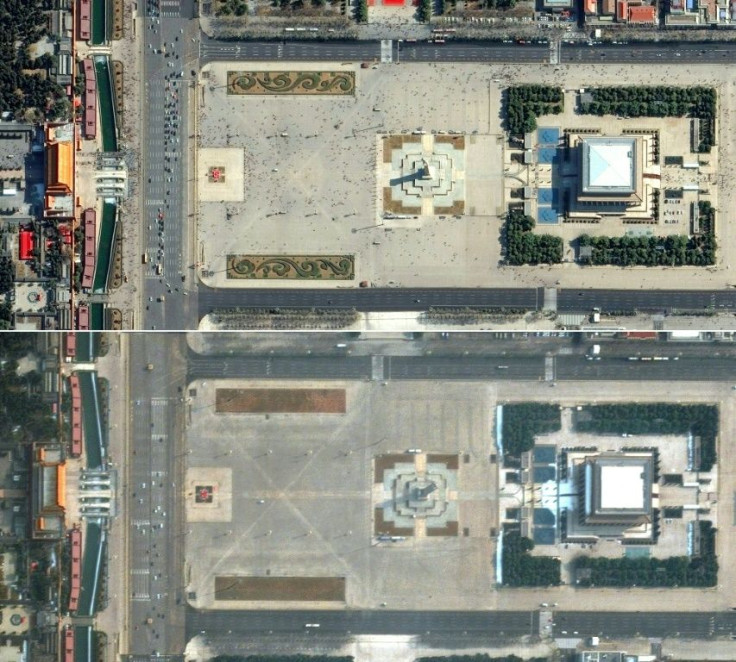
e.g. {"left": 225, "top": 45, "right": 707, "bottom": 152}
{"left": 502, "top": 403, "right": 561, "bottom": 457}
{"left": 578, "top": 201, "right": 715, "bottom": 267}
{"left": 505, "top": 86, "right": 563, "bottom": 136}
{"left": 506, "top": 209, "right": 563, "bottom": 266}
{"left": 573, "top": 402, "right": 717, "bottom": 471}
{"left": 574, "top": 521, "right": 717, "bottom": 587}
{"left": 501, "top": 530, "right": 561, "bottom": 587}
{"left": 579, "top": 86, "right": 716, "bottom": 152}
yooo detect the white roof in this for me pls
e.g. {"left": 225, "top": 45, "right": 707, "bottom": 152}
{"left": 587, "top": 141, "right": 634, "bottom": 189}
{"left": 599, "top": 464, "right": 645, "bottom": 510}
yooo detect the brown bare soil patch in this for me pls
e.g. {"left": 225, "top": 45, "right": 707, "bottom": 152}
{"left": 426, "top": 453, "right": 460, "bottom": 470}
{"left": 215, "top": 388, "right": 346, "bottom": 413}
{"left": 373, "top": 508, "right": 414, "bottom": 537}
{"left": 435, "top": 135, "right": 465, "bottom": 149}
{"left": 435, "top": 200, "right": 465, "bottom": 216}
{"left": 383, "top": 187, "right": 421, "bottom": 215}
{"left": 426, "top": 521, "right": 459, "bottom": 537}
{"left": 374, "top": 453, "right": 413, "bottom": 483}
{"left": 214, "top": 576, "right": 346, "bottom": 601}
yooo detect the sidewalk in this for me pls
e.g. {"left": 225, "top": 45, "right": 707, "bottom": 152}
{"left": 90, "top": 335, "right": 130, "bottom": 656}
{"left": 106, "top": 1, "right": 145, "bottom": 329}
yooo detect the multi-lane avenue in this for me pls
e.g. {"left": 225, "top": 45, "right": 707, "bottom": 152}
{"left": 186, "top": 607, "right": 736, "bottom": 655}
{"left": 127, "top": 333, "right": 188, "bottom": 656}
{"left": 141, "top": 0, "right": 198, "bottom": 330}
{"left": 198, "top": 286, "right": 736, "bottom": 321}
{"left": 186, "top": 339, "right": 736, "bottom": 383}
{"left": 198, "top": 35, "right": 736, "bottom": 65}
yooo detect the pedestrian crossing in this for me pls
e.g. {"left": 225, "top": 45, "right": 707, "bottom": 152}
{"left": 131, "top": 568, "right": 151, "bottom": 600}
{"left": 380, "top": 40, "right": 393, "bottom": 63}
{"left": 544, "top": 356, "right": 555, "bottom": 382}
{"left": 160, "top": 0, "right": 181, "bottom": 16}
{"left": 151, "top": 398, "right": 169, "bottom": 440}
{"left": 371, "top": 355, "right": 385, "bottom": 381}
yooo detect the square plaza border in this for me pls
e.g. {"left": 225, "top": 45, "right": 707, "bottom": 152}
{"left": 194, "top": 61, "right": 736, "bottom": 292}
{"left": 181, "top": 376, "right": 736, "bottom": 614}
{"left": 183, "top": 378, "right": 497, "bottom": 610}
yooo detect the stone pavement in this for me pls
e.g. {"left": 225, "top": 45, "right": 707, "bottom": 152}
{"left": 89, "top": 335, "right": 130, "bottom": 656}
{"left": 106, "top": 5, "right": 145, "bottom": 329}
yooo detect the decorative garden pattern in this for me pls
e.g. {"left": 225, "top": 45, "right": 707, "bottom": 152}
{"left": 227, "top": 71, "right": 356, "bottom": 96}
{"left": 227, "top": 255, "right": 355, "bottom": 280}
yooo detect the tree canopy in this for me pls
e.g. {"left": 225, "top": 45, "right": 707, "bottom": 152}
{"left": 501, "top": 403, "right": 561, "bottom": 458}
{"left": 574, "top": 522, "right": 717, "bottom": 588}
{"left": 579, "top": 86, "right": 716, "bottom": 152}
{"left": 573, "top": 402, "right": 717, "bottom": 471}
{"left": 0, "top": 0, "right": 67, "bottom": 120}
{"left": 501, "top": 530, "right": 561, "bottom": 587}
{"left": 505, "top": 85, "right": 563, "bottom": 136}
{"left": 505, "top": 209, "right": 563, "bottom": 266}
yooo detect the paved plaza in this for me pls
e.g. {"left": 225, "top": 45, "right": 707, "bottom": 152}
{"left": 181, "top": 373, "right": 736, "bottom": 615}
{"left": 196, "top": 61, "right": 504, "bottom": 289}
{"left": 183, "top": 378, "right": 498, "bottom": 610}
{"left": 195, "top": 59, "right": 736, "bottom": 292}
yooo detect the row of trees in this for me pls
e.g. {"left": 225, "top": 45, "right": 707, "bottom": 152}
{"left": 578, "top": 233, "right": 715, "bottom": 267}
{"left": 505, "top": 86, "right": 563, "bottom": 136}
{"left": 214, "top": 307, "right": 361, "bottom": 329}
{"left": 578, "top": 202, "right": 716, "bottom": 267}
{"left": 423, "top": 307, "right": 527, "bottom": 325}
{"left": 0, "top": 256, "right": 14, "bottom": 296}
{"left": 579, "top": 86, "right": 717, "bottom": 152}
{"left": 212, "top": 657, "right": 354, "bottom": 662}
{"left": 217, "top": 0, "right": 248, "bottom": 15}
{"left": 502, "top": 403, "right": 561, "bottom": 457}
{"left": 574, "top": 522, "right": 717, "bottom": 587}
{"left": 419, "top": 657, "right": 549, "bottom": 662}
{"left": 355, "top": 0, "right": 368, "bottom": 21}
{"left": 501, "top": 530, "right": 561, "bottom": 587}
{"left": 506, "top": 210, "right": 563, "bottom": 266}
{"left": 573, "top": 403, "right": 718, "bottom": 471}
{"left": 416, "top": 0, "right": 432, "bottom": 21}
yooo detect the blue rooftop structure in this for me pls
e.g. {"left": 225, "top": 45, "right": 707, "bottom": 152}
{"left": 537, "top": 188, "right": 557, "bottom": 205}
{"left": 538, "top": 127, "right": 560, "bottom": 145}
{"left": 538, "top": 206, "right": 559, "bottom": 224}
{"left": 533, "top": 527, "right": 556, "bottom": 545}
{"left": 537, "top": 147, "right": 558, "bottom": 165}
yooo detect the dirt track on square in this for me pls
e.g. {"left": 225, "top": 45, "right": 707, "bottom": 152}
{"left": 215, "top": 388, "right": 346, "bottom": 413}
{"left": 214, "top": 576, "right": 346, "bottom": 601}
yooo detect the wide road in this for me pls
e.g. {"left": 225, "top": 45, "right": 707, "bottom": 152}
{"left": 198, "top": 287, "right": 541, "bottom": 318}
{"left": 197, "top": 286, "right": 736, "bottom": 320}
{"left": 561, "top": 41, "right": 736, "bottom": 64}
{"left": 553, "top": 610, "right": 736, "bottom": 638}
{"left": 199, "top": 35, "right": 549, "bottom": 63}
{"left": 558, "top": 288, "right": 736, "bottom": 314}
{"left": 199, "top": 35, "right": 736, "bottom": 65}
{"left": 127, "top": 333, "right": 188, "bottom": 656}
{"left": 187, "top": 608, "right": 539, "bottom": 638}
{"left": 141, "top": 0, "right": 198, "bottom": 330}
{"left": 186, "top": 347, "right": 736, "bottom": 382}
{"left": 186, "top": 607, "right": 736, "bottom": 650}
